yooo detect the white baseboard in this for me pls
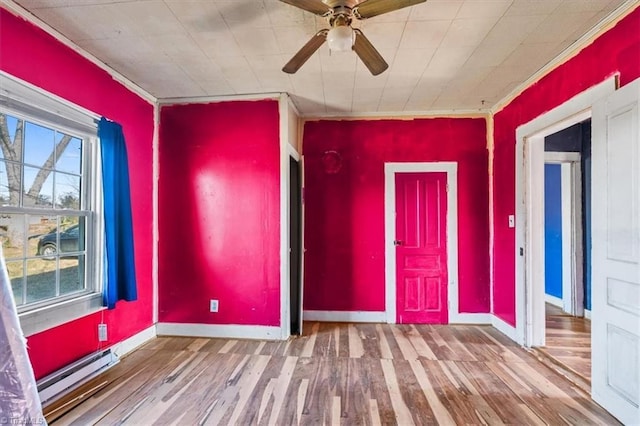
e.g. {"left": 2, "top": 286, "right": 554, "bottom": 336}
{"left": 584, "top": 309, "right": 592, "bottom": 320}
{"left": 303, "top": 311, "right": 491, "bottom": 324}
{"left": 491, "top": 315, "right": 519, "bottom": 342}
{"left": 303, "top": 310, "right": 386, "bottom": 323}
{"left": 544, "top": 294, "right": 563, "bottom": 308}
{"left": 111, "top": 325, "right": 156, "bottom": 358}
{"left": 156, "top": 323, "right": 285, "bottom": 340}
{"left": 449, "top": 313, "right": 492, "bottom": 324}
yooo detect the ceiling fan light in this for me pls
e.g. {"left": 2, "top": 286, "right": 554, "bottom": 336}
{"left": 327, "top": 26, "right": 354, "bottom": 52}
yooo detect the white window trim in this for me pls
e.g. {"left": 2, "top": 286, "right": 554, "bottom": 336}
{"left": 0, "top": 72, "right": 105, "bottom": 337}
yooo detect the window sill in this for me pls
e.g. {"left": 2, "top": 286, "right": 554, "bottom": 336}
{"left": 19, "top": 293, "right": 104, "bottom": 337}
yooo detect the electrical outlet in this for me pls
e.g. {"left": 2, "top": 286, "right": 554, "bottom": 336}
{"left": 98, "top": 323, "right": 108, "bottom": 342}
{"left": 210, "top": 299, "right": 219, "bottom": 313}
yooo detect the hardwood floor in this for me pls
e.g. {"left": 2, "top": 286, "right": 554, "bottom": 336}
{"left": 541, "top": 304, "right": 591, "bottom": 383}
{"left": 51, "top": 322, "right": 617, "bottom": 425}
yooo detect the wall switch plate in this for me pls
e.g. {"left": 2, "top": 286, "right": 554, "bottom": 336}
{"left": 210, "top": 300, "right": 219, "bottom": 313}
{"left": 508, "top": 215, "right": 515, "bottom": 228}
{"left": 98, "top": 323, "right": 108, "bottom": 342}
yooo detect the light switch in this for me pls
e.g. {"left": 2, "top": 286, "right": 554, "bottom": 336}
{"left": 508, "top": 215, "right": 515, "bottom": 228}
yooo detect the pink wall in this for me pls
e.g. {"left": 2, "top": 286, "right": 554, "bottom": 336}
{"left": 303, "top": 118, "right": 490, "bottom": 314}
{"left": 492, "top": 7, "right": 640, "bottom": 326}
{"left": 0, "top": 9, "right": 155, "bottom": 378}
{"left": 158, "top": 101, "right": 281, "bottom": 326}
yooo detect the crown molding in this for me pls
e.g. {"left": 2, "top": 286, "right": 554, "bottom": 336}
{"left": 158, "top": 92, "right": 283, "bottom": 106}
{"left": 1, "top": 0, "right": 157, "bottom": 105}
{"left": 491, "top": 0, "right": 639, "bottom": 115}
{"left": 302, "top": 109, "right": 490, "bottom": 121}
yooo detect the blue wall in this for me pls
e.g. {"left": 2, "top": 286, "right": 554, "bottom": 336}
{"left": 544, "top": 119, "right": 591, "bottom": 311}
{"left": 545, "top": 164, "right": 563, "bottom": 299}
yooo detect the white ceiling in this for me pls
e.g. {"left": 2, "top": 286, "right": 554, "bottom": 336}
{"left": 12, "top": 0, "right": 630, "bottom": 115}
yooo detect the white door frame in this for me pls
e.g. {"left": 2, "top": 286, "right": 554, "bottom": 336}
{"left": 514, "top": 77, "right": 616, "bottom": 346}
{"left": 279, "top": 94, "right": 303, "bottom": 339}
{"left": 544, "top": 152, "right": 584, "bottom": 317}
{"left": 384, "top": 162, "right": 466, "bottom": 324}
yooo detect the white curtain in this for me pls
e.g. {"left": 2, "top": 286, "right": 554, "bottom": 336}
{"left": 0, "top": 246, "right": 45, "bottom": 424}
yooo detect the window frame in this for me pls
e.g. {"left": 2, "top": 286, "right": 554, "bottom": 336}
{"left": 0, "top": 72, "right": 105, "bottom": 336}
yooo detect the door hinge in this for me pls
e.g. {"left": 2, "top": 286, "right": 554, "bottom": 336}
{"left": 446, "top": 184, "right": 449, "bottom": 192}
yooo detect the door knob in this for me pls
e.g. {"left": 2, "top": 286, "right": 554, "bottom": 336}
{"left": 393, "top": 240, "right": 403, "bottom": 246}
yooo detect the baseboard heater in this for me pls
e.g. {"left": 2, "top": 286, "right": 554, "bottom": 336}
{"left": 37, "top": 348, "right": 119, "bottom": 406}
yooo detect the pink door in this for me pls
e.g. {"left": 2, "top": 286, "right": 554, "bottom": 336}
{"left": 395, "top": 172, "right": 448, "bottom": 324}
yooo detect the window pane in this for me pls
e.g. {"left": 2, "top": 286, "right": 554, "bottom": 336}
{"left": 0, "top": 160, "right": 21, "bottom": 206}
{"left": 24, "top": 121, "right": 55, "bottom": 168}
{"left": 0, "top": 114, "right": 22, "bottom": 162}
{"left": 27, "top": 215, "right": 56, "bottom": 258}
{"left": 60, "top": 216, "right": 84, "bottom": 253}
{"left": 26, "top": 257, "right": 57, "bottom": 303}
{"left": 6, "top": 260, "right": 24, "bottom": 306}
{"left": 55, "top": 172, "right": 80, "bottom": 209}
{"left": 1, "top": 84, "right": 97, "bottom": 318}
{"left": 0, "top": 214, "right": 25, "bottom": 260}
{"left": 55, "top": 135, "right": 82, "bottom": 175}
{"left": 60, "top": 254, "right": 84, "bottom": 295}
{"left": 23, "top": 165, "right": 53, "bottom": 208}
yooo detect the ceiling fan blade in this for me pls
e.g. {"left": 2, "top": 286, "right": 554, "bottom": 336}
{"left": 283, "top": 30, "right": 328, "bottom": 74}
{"left": 353, "top": 29, "right": 388, "bottom": 76}
{"left": 279, "top": 0, "right": 332, "bottom": 16}
{"left": 354, "top": 0, "right": 426, "bottom": 19}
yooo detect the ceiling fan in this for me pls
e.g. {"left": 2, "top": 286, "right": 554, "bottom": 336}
{"left": 280, "top": 0, "right": 426, "bottom": 76}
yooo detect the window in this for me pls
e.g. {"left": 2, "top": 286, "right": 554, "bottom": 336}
{"left": 0, "top": 74, "right": 103, "bottom": 335}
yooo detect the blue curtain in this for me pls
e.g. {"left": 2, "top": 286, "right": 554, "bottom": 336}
{"left": 98, "top": 118, "right": 137, "bottom": 309}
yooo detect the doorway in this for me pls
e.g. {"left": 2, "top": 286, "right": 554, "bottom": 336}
{"left": 543, "top": 121, "right": 591, "bottom": 316}
{"left": 514, "top": 77, "right": 615, "bottom": 348}
{"left": 289, "top": 156, "right": 302, "bottom": 335}
{"left": 540, "top": 122, "right": 591, "bottom": 387}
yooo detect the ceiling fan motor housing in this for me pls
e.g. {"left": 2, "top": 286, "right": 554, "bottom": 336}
{"left": 324, "top": 0, "right": 364, "bottom": 8}
{"left": 281, "top": 0, "right": 426, "bottom": 75}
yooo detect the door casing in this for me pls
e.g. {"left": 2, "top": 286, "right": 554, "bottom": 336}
{"left": 514, "top": 77, "right": 616, "bottom": 347}
{"left": 279, "top": 94, "right": 303, "bottom": 339}
{"left": 384, "top": 162, "right": 459, "bottom": 324}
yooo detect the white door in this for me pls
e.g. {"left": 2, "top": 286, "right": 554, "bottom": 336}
{"left": 592, "top": 78, "right": 640, "bottom": 425}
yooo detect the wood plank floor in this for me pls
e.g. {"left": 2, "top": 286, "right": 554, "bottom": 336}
{"left": 52, "top": 322, "right": 617, "bottom": 425}
{"left": 542, "top": 304, "right": 591, "bottom": 382}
